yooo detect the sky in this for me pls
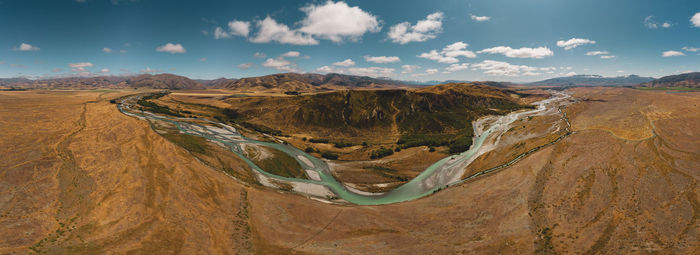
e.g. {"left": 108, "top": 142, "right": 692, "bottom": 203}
{"left": 0, "top": 0, "right": 699, "bottom": 82}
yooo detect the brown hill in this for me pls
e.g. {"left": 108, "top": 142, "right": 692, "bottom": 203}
{"left": 213, "top": 72, "right": 408, "bottom": 92}
{"left": 640, "top": 72, "right": 700, "bottom": 88}
{"left": 6, "top": 73, "right": 203, "bottom": 90}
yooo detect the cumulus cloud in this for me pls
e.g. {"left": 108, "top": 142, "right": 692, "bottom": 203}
{"left": 103, "top": 47, "right": 112, "bottom": 53}
{"left": 298, "top": 1, "right": 381, "bottom": 42}
{"left": 644, "top": 16, "right": 672, "bottom": 29}
{"left": 418, "top": 41, "right": 476, "bottom": 63}
{"left": 281, "top": 51, "right": 301, "bottom": 57}
{"left": 563, "top": 72, "right": 577, "bottom": 76}
{"left": 228, "top": 20, "right": 250, "bottom": 37}
{"left": 100, "top": 68, "right": 110, "bottom": 73}
{"left": 600, "top": 55, "right": 616, "bottom": 59}
{"left": 15, "top": 43, "right": 39, "bottom": 51}
{"left": 682, "top": 46, "right": 700, "bottom": 52}
{"left": 316, "top": 65, "right": 335, "bottom": 73}
{"left": 214, "top": 27, "right": 231, "bottom": 39}
{"left": 69, "top": 62, "right": 93, "bottom": 71}
{"left": 253, "top": 52, "right": 266, "bottom": 58}
{"left": 471, "top": 60, "right": 542, "bottom": 77}
{"left": 445, "top": 63, "right": 469, "bottom": 72}
{"left": 348, "top": 67, "right": 394, "bottom": 77}
{"left": 401, "top": 65, "right": 420, "bottom": 73}
{"left": 470, "top": 15, "right": 490, "bottom": 22}
{"left": 238, "top": 63, "right": 253, "bottom": 70}
{"left": 425, "top": 68, "right": 439, "bottom": 74}
{"left": 262, "top": 58, "right": 298, "bottom": 72}
{"left": 388, "top": 12, "right": 443, "bottom": 44}
{"left": 364, "top": 55, "right": 400, "bottom": 63}
{"left": 556, "top": 38, "right": 595, "bottom": 50}
{"left": 250, "top": 16, "right": 319, "bottom": 45}
{"left": 693, "top": 12, "right": 700, "bottom": 27}
{"left": 477, "top": 46, "right": 553, "bottom": 59}
{"left": 585, "top": 51, "right": 609, "bottom": 56}
{"left": 662, "top": 50, "right": 685, "bottom": 57}
{"left": 156, "top": 43, "right": 186, "bottom": 54}
{"left": 333, "top": 59, "right": 355, "bottom": 67}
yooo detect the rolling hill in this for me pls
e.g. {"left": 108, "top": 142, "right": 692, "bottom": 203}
{"left": 639, "top": 72, "right": 700, "bottom": 88}
{"left": 1, "top": 73, "right": 203, "bottom": 90}
{"left": 212, "top": 72, "right": 409, "bottom": 92}
{"left": 529, "top": 74, "right": 654, "bottom": 87}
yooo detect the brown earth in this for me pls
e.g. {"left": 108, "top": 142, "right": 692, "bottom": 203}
{"left": 1, "top": 87, "right": 698, "bottom": 254}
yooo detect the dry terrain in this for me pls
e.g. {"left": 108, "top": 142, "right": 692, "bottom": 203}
{"left": 0, "top": 87, "right": 698, "bottom": 254}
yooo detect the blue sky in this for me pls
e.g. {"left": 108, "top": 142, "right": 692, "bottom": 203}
{"left": 1, "top": 0, "right": 699, "bottom": 82}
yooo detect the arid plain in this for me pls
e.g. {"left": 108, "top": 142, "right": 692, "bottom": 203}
{"left": 1, "top": 87, "right": 698, "bottom": 254}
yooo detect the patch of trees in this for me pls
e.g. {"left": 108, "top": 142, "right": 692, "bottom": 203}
{"left": 321, "top": 152, "right": 339, "bottom": 160}
{"left": 370, "top": 147, "right": 394, "bottom": 159}
{"left": 333, "top": 141, "right": 354, "bottom": 148}
{"left": 308, "top": 138, "right": 329, "bottom": 143}
{"left": 136, "top": 99, "right": 183, "bottom": 117}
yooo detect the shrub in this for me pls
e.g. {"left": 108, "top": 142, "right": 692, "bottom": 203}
{"left": 321, "top": 152, "right": 339, "bottom": 160}
{"left": 370, "top": 147, "right": 394, "bottom": 159}
{"left": 305, "top": 147, "right": 315, "bottom": 153}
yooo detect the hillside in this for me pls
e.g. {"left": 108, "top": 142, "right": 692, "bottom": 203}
{"left": 529, "top": 74, "right": 653, "bottom": 87}
{"left": 212, "top": 72, "right": 408, "bottom": 92}
{"left": 1, "top": 73, "right": 203, "bottom": 90}
{"left": 640, "top": 72, "right": 700, "bottom": 88}
{"left": 214, "top": 82, "right": 532, "bottom": 151}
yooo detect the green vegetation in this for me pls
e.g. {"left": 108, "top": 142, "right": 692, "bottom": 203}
{"left": 251, "top": 148, "right": 305, "bottom": 179}
{"left": 333, "top": 141, "right": 354, "bottom": 148}
{"left": 370, "top": 147, "right": 394, "bottom": 159}
{"left": 308, "top": 138, "right": 329, "bottom": 143}
{"left": 304, "top": 147, "right": 316, "bottom": 153}
{"left": 162, "top": 133, "right": 209, "bottom": 155}
{"left": 321, "top": 152, "right": 339, "bottom": 160}
{"left": 136, "top": 99, "right": 184, "bottom": 117}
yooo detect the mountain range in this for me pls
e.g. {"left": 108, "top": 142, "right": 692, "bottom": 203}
{"left": 639, "top": 72, "right": 700, "bottom": 88}
{"left": 528, "top": 74, "right": 655, "bottom": 87}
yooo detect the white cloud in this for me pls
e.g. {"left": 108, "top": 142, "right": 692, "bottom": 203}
{"left": 347, "top": 67, "right": 394, "bottom": 77}
{"left": 68, "top": 62, "right": 93, "bottom": 72}
{"left": 425, "top": 68, "right": 439, "bottom": 74}
{"left": 401, "top": 65, "right": 420, "bottom": 74}
{"left": 388, "top": 12, "right": 443, "bottom": 44}
{"left": 471, "top": 60, "right": 541, "bottom": 77}
{"left": 102, "top": 47, "right": 112, "bottom": 53}
{"left": 477, "top": 46, "right": 553, "bottom": 59}
{"left": 662, "top": 22, "right": 671, "bottom": 28}
{"left": 228, "top": 20, "right": 250, "bottom": 37}
{"left": 600, "top": 55, "right": 616, "bottom": 59}
{"left": 298, "top": 1, "right": 381, "bottom": 43}
{"left": 200, "top": 57, "right": 207, "bottom": 62}
{"left": 254, "top": 52, "right": 266, "bottom": 58}
{"left": 100, "top": 68, "right": 110, "bottom": 73}
{"left": 662, "top": 50, "right": 685, "bottom": 57}
{"left": 445, "top": 63, "right": 469, "bottom": 72}
{"left": 563, "top": 72, "right": 577, "bottom": 76}
{"left": 556, "top": 38, "right": 595, "bottom": 50}
{"left": 682, "top": 46, "right": 700, "bottom": 52}
{"left": 333, "top": 59, "right": 355, "bottom": 67}
{"left": 263, "top": 58, "right": 298, "bottom": 72}
{"left": 418, "top": 41, "right": 476, "bottom": 63}
{"left": 15, "top": 43, "right": 39, "bottom": 51}
{"left": 644, "top": 16, "right": 672, "bottom": 29}
{"left": 617, "top": 70, "right": 625, "bottom": 73}
{"left": 141, "top": 67, "right": 160, "bottom": 73}
{"left": 238, "top": 63, "right": 253, "bottom": 70}
{"left": 316, "top": 65, "right": 335, "bottom": 73}
{"left": 250, "top": 16, "right": 319, "bottom": 45}
{"left": 585, "top": 51, "right": 609, "bottom": 56}
{"left": 470, "top": 15, "right": 490, "bottom": 22}
{"left": 281, "top": 51, "right": 301, "bottom": 57}
{"left": 214, "top": 27, "right": 231, "bottom": 39}
{"left": 693, "top": 12, "right": 700, "bottom": 27}
{"left": 156, "top": 43, "right": 186, "bottom": 54}
{"left": 364, "top": 55, "right": 400, "bottom": 63}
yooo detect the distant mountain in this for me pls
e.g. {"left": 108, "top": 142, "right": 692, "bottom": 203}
{"left": 0, "top": 77, "right": 32, "bottom": 86}
{"left": 194, "top": 78, "right": 237, "bottom": 87}
{"left": 212, "top": 73, "right": 409, "bottom": 92}
{"left": 640, "top": 72, "right": 700, "bottom": 88}
{"left": 1, "top": 73, "right": 202, "bottom": 90}
{"left": 529, "top": 74, "right": 654, "bottom": 87}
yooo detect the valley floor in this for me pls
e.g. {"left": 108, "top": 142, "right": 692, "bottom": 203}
{"left": 0, "top": 88, "right": 698, "bottom": 254}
